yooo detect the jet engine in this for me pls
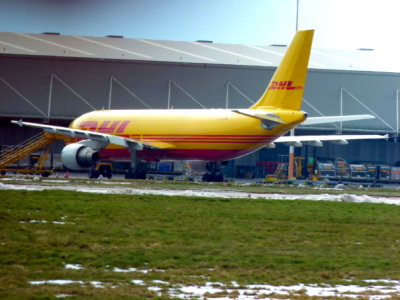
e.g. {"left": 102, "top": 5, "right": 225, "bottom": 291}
{"left": 61, "top": 143, "right": 100, "bottom": 170}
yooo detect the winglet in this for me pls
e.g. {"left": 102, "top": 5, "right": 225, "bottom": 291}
{"left": 11, "top": 119, "right": 23, "bottom": 127}
{"left": 250, "top": 30, "right": 314, "bottom": 110}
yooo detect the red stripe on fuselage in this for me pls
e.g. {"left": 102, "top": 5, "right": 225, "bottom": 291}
{"left": 117, "top": 134, "right": 276, "bottom": 138}
{"left": 117, "top": 134, "right": 277, "bottom": 144}
{"left": 142, "top": 141, "right": 268, "bottom": 144}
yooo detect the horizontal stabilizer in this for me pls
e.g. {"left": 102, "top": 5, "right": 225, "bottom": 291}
{"left": 302, "top": 114, "right": 375, "bottom": 125}
{"left": 232, "top": 109, "right": 287, "bottom": 124}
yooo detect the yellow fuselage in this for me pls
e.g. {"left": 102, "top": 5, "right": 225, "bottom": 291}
{"left": 70, "top": 108, "right": 307, "bottom": 162}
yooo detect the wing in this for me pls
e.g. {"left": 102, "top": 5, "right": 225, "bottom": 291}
{"left": 11, "top": 120, "right": 145, "bottom": 151}
{"left": 273, "top": 134, "right": 388, "bottom": 147}
{"left": 302, "top": 115, "right": 375, "bottom": 125}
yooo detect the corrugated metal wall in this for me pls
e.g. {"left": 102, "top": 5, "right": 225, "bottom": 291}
{"left": 1, "top": 55, "right": 399, "bottom": 168}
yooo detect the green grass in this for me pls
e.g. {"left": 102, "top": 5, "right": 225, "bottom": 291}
{"left": 1, "top": 189, "right": 400, "bottom": 298}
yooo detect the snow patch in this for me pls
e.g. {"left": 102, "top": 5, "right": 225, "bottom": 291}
{"left": 30, "top": 280, "right": 104, "bottom": 288}
{"left": 65, "top": 264, "right": 83, "bottom": 270}
{"left": 148, "top": 286, "right": 163, "bottom": 292}
{"left": 152, "top": 279, "right": 169, "bottom": 285}
{"left": 30, "top": 280, "right": 84, "bottom": 285}
{"left": 19, "top": 219, "right": 74, "bottom": 225}
{"left": 113, "top": 267, "right": 149, "bottom": 273}
{"left": 157, "top": 279, "right": 400, "bottom": 299}
{"left": 3, "top": 181, "right": 400, "bottom": 206}
{"left": 19, "top": 220, "right": 48, "bottom": 224}
{"left": 132, "top": 279, "right": 145, "bottom": 286}
{"left": 29, "top": 278, "right": 400, "bottom": 299}
{"left": 90, "top": 281, "right": 105, "bottom": 288}
{"left": 0, "top": 182, "right": 43, "bottom": 191}
{"left": 42, "top": 180, "right": 71, "bottom": 183}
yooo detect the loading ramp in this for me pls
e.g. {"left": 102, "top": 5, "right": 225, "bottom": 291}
{"left": 0, "top": 132, "right": 56, "bottom": 175}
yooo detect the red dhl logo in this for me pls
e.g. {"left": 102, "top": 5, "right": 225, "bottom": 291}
{"left": 268, "top": 81, "right": 303, "bottom": 90}
{"left": 79, "top": 120, "right": 130, "bottom": 134}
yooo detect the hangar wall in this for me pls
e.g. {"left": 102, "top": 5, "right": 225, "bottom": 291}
{"left": 1, "top": 55, "right": 398, "bottom": 131}
{"left": 0, "top": 55, "right": 275, "bottom": 118}
{"left": 304, "top": 70, "right": 399, "bottom": 133}
{"left": 0, "top": 54, "right": 399, "bottom": 169}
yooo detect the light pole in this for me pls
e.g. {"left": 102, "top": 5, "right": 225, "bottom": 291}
{"left": 288, "top": 0, "right": 299, "bottom": 180}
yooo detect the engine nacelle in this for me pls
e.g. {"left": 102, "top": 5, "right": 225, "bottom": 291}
{"left": 61, "top": 143, "right": 100, "bottom": 170}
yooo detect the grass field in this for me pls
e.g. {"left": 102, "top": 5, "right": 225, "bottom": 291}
{"left": 1, "top": 188, "right": 400, "bottom": 298}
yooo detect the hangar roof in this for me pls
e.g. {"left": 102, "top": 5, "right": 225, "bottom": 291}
{"left": 0, "top": 31, "right": 398, "bottom": 73}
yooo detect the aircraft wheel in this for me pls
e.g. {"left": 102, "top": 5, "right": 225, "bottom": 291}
{"left": 137, "top": 170, "right": 147, "bottom": 179}
{"left": 202, "top": 173, "right": 211, "bottom": 182}
{"left": 125, "top": 169, "right": 146, "bottom": 179}
{"left": 215, "top": 173, "right": 224, "bottom": 182}
{"left": 104, "top": 169, "right": 112, "bottom": 179}
{"left": 99, "top": 165, "right": 112, "bottom": 179}
{"left": 125, "top": 169, "right": 134, "bottom": 179}
{"left": 88, "top": 169, "right": 99, "bottom": 179}
{"left": 100, "top": 168, "right": 112, "bottom": 179}
{"left": 203, "top": 172, "right": 223, "bottom": 182}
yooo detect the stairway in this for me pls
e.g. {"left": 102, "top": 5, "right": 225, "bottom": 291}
{"left": 0, "top": 133, "right": 55, "bottom": 169}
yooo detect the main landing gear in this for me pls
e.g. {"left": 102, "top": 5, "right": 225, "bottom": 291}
{"left": 124, "top": 150, "right": 148, "bottom": 179}
{"left": 124, "top": 162, "right": 147, "bottom": 179}
{"left": 88, "top": 162, "right": 113, "bottom": 179}
{"left": 202, "top": 161, "right": 228, "bottom": 182}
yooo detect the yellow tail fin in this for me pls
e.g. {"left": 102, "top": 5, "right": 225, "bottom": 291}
{"left": 250, "top": 30, "right": 314, "bottom": 110}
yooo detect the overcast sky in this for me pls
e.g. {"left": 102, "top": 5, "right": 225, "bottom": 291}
{"left": 0, "top": 0, "right": 399, "bottom": 52}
